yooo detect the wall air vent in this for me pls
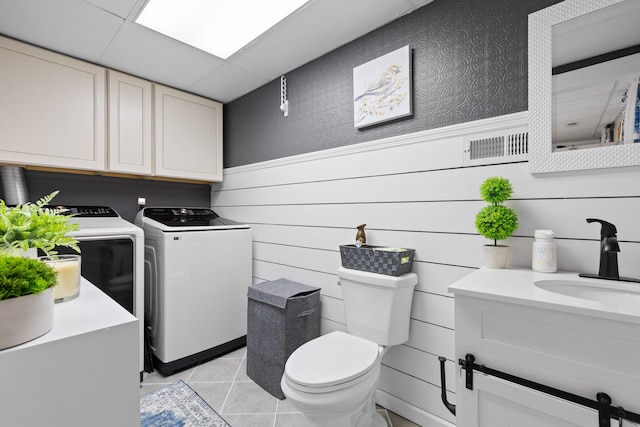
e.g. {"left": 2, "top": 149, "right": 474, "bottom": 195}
{"left": 463, "top": 128, "right": 529, "bottom": 166}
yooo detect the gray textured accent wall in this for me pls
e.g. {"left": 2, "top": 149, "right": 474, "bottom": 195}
{"left": 4, "top": 171, "right": 211, "bottom": 223}
{"left": 224, "top": 0, "right": 562, "bottom": 168}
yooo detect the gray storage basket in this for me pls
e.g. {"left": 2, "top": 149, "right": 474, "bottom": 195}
{"left": 340, "top": 244, "right": 415, "bottom": 276}
{"left": 246, "top": 279, "right": 320, "bottom": 399}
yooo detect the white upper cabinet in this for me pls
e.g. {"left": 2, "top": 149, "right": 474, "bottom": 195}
{"left": 154, "top": 84, "right": 223, "bottom": 182}
{"left": 0, "top": 36, "right": 223, "bottom": 182}
{"left": 107, "top": 70, "right": 152, "bottom": 175}
{"left": 0, "top": 36, "right": 106, "bottom": 171}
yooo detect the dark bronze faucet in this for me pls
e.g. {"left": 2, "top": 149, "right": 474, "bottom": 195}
{"left": 579, "top": 218, "right": 640, "bottom": 283}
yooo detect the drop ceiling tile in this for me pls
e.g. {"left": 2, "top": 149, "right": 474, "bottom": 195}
{"left": 0, "top": 0, "right": 123, "bottom": 62}
{"left": 556, "top": 94, "right": 611, "bottom": 115}
{"left": 188, "top": 63, "right": 270, "bottom": 104}
{"left": 0, "top": 0, "right": 431, "bottom": 102}
{"left": 99, "top": 22, "right": 225, "bottom": 90}
{"left": 411, "top": 0, "right": 434, "bottom": 6}
{"left": 82, "top": 0, "right": 139, "bottom": 19}
{"left": 554, "top": 82, "right": 616, "bottom": 103}
{"left": 228, "top": 0, "right": 421, "bottom": 79}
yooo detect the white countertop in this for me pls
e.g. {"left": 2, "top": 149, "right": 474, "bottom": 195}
{"left": 1, "top": 278, "right": 138, "bottom": 353}
{"left": 448, "top": 267, "right": 640, "bottom": 325}
{"left": 0, "top": 278, "right": 140, "bottom": 427}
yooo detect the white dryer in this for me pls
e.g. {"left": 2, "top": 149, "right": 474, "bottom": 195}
{"left": 135, "top": 207, "right": 252, "bottom": 375}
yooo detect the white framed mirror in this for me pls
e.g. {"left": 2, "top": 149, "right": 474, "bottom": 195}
{"left": 529, "top": 0, "right": 640, "bottom": 173}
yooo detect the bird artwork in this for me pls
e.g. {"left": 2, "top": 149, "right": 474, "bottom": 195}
{"left": 354, "top": 64, "right": 402, "bottom": 102}
{"left": 353, "top": 46, "right": 411, "bottom": 127}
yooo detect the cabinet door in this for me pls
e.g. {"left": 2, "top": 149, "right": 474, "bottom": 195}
{"left": 458, "top": 374, "right": 600, "bottom": 427}
{"left": 107, "top": 70, "right": 152, "bottom": 175}
{"left": 0, "top": 36, "right": 105, "bottom": 171}
{"left": 153, "top": 84, "right": 223, "bottom": 182}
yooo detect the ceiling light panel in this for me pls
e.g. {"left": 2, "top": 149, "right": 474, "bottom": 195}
{"left": 136, "top": 0, "right": 309, "bottom": 59}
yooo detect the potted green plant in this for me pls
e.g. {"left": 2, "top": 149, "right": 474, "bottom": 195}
{"left": 475, "top": 176, "right": 518, "bottom": 269}
{"left": 0, "top": 191, "right": 80, "bottom": 350}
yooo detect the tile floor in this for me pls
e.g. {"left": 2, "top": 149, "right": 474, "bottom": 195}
{"left": 140, "top": 346, "right": 420, "bottom": 427}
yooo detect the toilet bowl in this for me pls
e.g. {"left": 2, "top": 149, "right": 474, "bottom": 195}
{"left": 281, "top": 267, "right": 418, "bottom": 427}
{"left": 281, "top": 331, "right": 387, "bottom": 427}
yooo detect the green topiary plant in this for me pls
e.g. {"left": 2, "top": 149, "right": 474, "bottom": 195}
{"left": 0, "top": 191, "right": 79, "bottom": 300}
{"left": 475, "top": 177, "right": 518, "bottom": 246}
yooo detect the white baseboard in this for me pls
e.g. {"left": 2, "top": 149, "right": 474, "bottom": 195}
{"left": 376, "top": 389, "right": 455, "bottom": 427}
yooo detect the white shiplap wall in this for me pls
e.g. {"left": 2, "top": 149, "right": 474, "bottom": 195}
{"left": 211, "top": 111, "right": 640, "bottom": 427}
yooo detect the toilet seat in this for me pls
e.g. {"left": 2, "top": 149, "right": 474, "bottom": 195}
{"left": 284, "top": 331, "right": 380, "bottom": 393}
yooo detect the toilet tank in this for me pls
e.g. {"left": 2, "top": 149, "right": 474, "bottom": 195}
{"left": 337, "top": 267, "right": 418, "bottom": 346}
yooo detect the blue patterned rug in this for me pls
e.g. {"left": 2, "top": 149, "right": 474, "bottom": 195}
{"left": 141, "top": 380, "right": 231, "bottom": 427}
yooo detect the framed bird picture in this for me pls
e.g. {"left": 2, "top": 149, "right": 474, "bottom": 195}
{"left": 353, "top": 45, "right": 412, "bottom": 129}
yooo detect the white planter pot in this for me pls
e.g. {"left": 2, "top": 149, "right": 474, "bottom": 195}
{"left": 483, "top": 245, "right": 509, "bottom": 269}
{"left": 0, "top": 287, "right": 53, "bottom": 350}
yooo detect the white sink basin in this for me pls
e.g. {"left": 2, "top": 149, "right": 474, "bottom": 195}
{"left": 534, "top": 279, "right": 640, "bottom": 306}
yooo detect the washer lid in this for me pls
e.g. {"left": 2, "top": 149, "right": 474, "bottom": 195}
{"left": 285, "top": 331, "right": 379, "bottom": 388}
{"left": 135, "top": 207, "right": 249, "bottom": 231}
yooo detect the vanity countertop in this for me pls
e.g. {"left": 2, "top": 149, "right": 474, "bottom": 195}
{"left": 448, "top": 267, "right": 640, "bottom": 324}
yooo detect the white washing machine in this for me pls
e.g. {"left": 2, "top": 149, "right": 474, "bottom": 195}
{"left": 135, "top": 207, "right": 252, "bottom": 375}
{"left": 57, "top": 206, "right": 145, "bottom": 376}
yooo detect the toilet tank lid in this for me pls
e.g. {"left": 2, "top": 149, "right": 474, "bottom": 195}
{"left": 284, "top": 331, "right": 379, "bottom": 388}
{"left": 338, "top": 267, "right": 417, "bottom": 288}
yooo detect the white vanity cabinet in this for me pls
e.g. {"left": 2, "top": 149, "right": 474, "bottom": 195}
{"left": 449, "top": 268, "right": 640, "bottom": 427}
{"left": 153, "top": 84, "right": 223, "bottom": 182}
{"left": 0, "top": 36, "right": 106, "bottom": 171}
{"left": 107, "top": 70, "right": 153, "bottom": 175}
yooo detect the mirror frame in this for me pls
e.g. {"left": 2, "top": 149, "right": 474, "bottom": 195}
{"left": 528, "top": 0, "right": 640, "bottom": 173}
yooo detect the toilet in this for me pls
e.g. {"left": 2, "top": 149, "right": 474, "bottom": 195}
{"left": 281, "top": 267, "right": 418, "bottom": 427}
